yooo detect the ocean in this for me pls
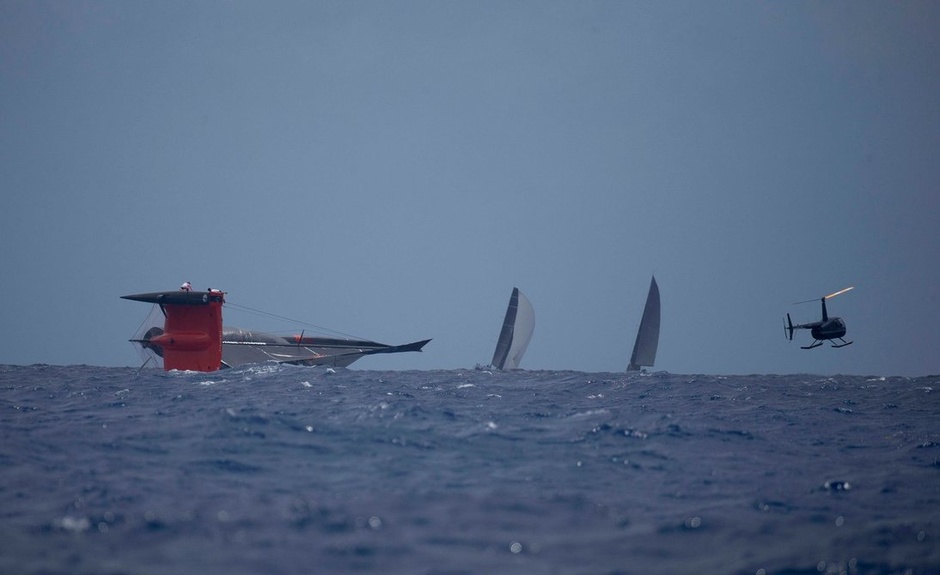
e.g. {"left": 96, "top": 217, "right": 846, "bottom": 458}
{"left": 1, "top": 364, "right": 937, "bottom": 575}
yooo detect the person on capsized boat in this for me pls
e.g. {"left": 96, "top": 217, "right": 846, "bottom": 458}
{"left": 180, "top": 281, "right": 192, "bottom": 292}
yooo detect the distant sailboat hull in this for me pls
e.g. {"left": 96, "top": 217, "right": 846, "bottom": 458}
{"left": 628, "top": 277, "right": 660, "bottom": 371}
{"left": 490, "top": 287, "right": 535, "bottom": 370}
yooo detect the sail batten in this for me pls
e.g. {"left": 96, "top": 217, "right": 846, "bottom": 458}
{"left": 491, "top": 287, "right": 535, "bottom": 370}
{"left": 628, "top": 276, "right": 660, "bottom": 371}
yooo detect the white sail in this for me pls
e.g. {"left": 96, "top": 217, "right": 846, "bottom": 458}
{"left": 490, "top": 287, "right": 535, "bottom": 370}
{"left": 628, "top": 276, "right": 660, "bottom": 371}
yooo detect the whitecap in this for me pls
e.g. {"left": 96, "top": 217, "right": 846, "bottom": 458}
{"left": 57, "top": 516, "right": 91, "bottom": 533}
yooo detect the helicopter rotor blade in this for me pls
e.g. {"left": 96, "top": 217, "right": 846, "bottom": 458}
{"left": 824, "top": 286, "right": 854, "bottom": 300}
{"left": 793, "top": 286, "right": 854, "bottom": 305}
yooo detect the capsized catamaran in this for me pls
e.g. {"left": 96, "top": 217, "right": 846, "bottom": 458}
{"left": 627, "top": 276, "right": 660, "bottom": 371}
{"left": 488, "top": 287, "right": 535, "bottom": 370}
{"left": 122, "top": 289, "right": 431, "bottom": 371}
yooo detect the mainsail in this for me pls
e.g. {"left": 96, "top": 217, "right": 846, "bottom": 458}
{"left": 628, "top": 276, "right": 660, "bottom": 371}
{"left": 490, "top": 287, "right": 535, "bottom": 370}
{"left": 219, "top": 329, "right": 430, "bottom": 369}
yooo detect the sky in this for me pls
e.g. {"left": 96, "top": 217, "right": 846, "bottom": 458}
{"left": 1, "top": 1, "right": 938, "bottom": 376}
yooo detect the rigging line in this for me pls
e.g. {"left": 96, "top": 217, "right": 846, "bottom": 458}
{"left": 223, "top": 302, "right": 363, "bottom": 340}
{"left": 130, "top": 304, "right": 167, "bottom": 341}
{"left": 132, "top": 303, "right": 157, "bottom": 335}
{"left": 134, "top": 356, "right": 152, "bottom": 378}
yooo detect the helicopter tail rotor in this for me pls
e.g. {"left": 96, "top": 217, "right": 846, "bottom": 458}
{"left": 784, "top": 314, "right": 794, "bottom": 341}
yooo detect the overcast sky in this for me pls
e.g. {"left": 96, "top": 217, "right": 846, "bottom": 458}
{"left": 2, "top": 1, "right": 938, "bottom": 376}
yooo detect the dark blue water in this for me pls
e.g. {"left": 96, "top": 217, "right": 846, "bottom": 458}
{"left": 1, "top": 364, "right": 938, "bottom": 575}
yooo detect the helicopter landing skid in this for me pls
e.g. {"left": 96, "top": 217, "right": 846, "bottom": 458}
{"left": 801, "top": 338, "right": 852, "bottom": 350}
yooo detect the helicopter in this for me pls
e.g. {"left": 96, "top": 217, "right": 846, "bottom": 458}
{"left": 785, "top": 286, "right": 854, "bottom": 349}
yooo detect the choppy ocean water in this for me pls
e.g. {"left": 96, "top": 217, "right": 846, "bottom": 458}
{"left": 1, "top": 364, "right": 938, "bottom": 575}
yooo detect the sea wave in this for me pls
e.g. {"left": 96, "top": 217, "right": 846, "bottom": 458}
{"left": 1, "top": 365, "right": 938, "bottom": 574}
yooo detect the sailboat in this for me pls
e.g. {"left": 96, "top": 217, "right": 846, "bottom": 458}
{"left": 122, "top": 288, "right": 430, "bottom": 372}
{"left": 627, "top": 276, "right": 660, "bottom": 371}
{"left": 488, "top": 287, "right": 535, "bottom": 370}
